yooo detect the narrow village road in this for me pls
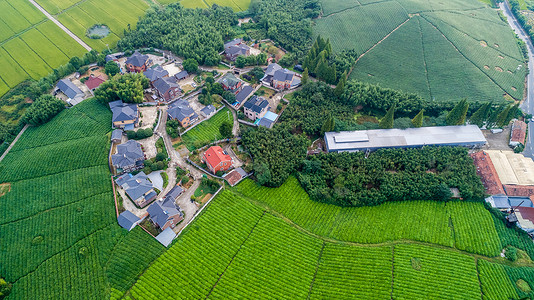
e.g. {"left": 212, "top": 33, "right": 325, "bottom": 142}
{"left": 28, "top": 0, "right": 92, "bottom": 51}
{"left": 501, "top": 1, "right": 534, "bottom": 159}
{"left": 0, "top": 124, "right": 28, "bottom": 163}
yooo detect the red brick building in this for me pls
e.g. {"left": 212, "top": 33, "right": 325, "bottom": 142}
{"left": 510, "top": 120, "right": 527, "bottom": 147}
{"left": 125, "top": 51, "right": 151, "bottom": 73}
{"left": 203, "top": 146, "right": 232, "bottom": 174}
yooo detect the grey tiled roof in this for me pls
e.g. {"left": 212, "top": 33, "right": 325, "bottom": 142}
{"left": 111, "top": 129, "right": 123, "bottom": 141}
{"left": 153, "top": 77, "right": 179, "bottom": 95}
{"left": 224, "top": 38, "right": 243, "bottom": 49}
{"left": 258, "top": 117, "right": 274, "bottom": 128}
{"left": 243, "top": 96, "right": 269, "bottom": 114}
{"left": 235, "top": 85, "right": 253, "bottom": 104}
{"left": 126, "top": 51, "right": 149, "bottom": 67}
{"left": 168, "top": 100, "right": 196, "bottom": 122}
{"left": 117, "top": 210, "right": 140, "bottom": 230}
{"left": 201, "top": 105, "right": 216, "bottom": 116}
{"left": 57, "top": 79, "right": 83, "bottom": 99}
{"left": 144, "top": 66, "right": 168, "bottom": 82}
{"left": 147, "top": 197, "right": 183, "bottom": 228}
{"left": 220, "top": 73, "right": 241, "bottom": 88}
{"left": 273, "top": 69, "right": 295, "bottom": 82}
{"left": 175, "top": 70, "right": 188, "bottom": 80}
{"left": 109, "top": 100, "right": 138, "bottom": 123}
{"left": 118, "top": 171, "right": 154, "bottom": 202}
{"left": 111, "top": 140, "right": 144, "bottom": 169}
{"left": 226, "top": 44, "right": 249, "bottom": 56}
{"left": 264, "top": 63, "right": 282, "bottom": 77}
{"left": 165, "top": 185, "right": 183, "bottom": 201}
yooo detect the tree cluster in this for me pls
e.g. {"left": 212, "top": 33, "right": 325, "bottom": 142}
{"left": 248, "top": 0, "right": 320, "bottom": 56}
{"left": 0, "top": 277, "right": 11, "bottom": 299}
{"left": 241, "top": 125, "right": 309, "bottom": 187}
{"left": 302, "top": 36, "right": 337, "bottom": 84}
{"left": 118, "top": 4, "right": 237, "bottom": 65}
{"left": 126, "top": 128, "right": 153, "bottom": 140}
{"left": 235, "top": 53, "right": 267, "bottom": 68}
{"left": 95, "top": 73, "right": 149, "bottom": 104}
{"left": 20, "top": 95, "right": 65, "bottom": 126}
{"left": 298, "top": 147, "right": 486, "bottom": 207}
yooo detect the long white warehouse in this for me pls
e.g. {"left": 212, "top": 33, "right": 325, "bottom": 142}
{"left": 324, "top": 125, "right": 487, "bottom": 152}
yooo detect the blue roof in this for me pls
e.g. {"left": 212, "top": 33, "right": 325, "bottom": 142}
{"left": 156, "top": 227, "right": 176, "bottom": 247}
{"left": 510, "top": 197, "right": 533, "bottom": 208}
{"left": 124, "top": 123, "right": 135, "bottom": 131}
{"left": 263, "top": 111, "right": 278, "bottom": 122}
{"left": 117, "top": 211, "right": 140, "bottom": 231}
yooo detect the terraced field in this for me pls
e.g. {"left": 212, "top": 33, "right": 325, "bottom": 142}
{"left": 0, "top": 100, "right": 163, "bottom": 299}
{"left": 125, "top": 177, "right": 534, "bottom": 299}
{"left": 315, "top": 0, "right": 526, "bottom": 102}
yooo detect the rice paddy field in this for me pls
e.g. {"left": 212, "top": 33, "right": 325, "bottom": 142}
{"left": 159, "top": 0, "right": 251, "bottom": 11}
{"left": 315, "top": 0, "right": 527, "bottom": 103}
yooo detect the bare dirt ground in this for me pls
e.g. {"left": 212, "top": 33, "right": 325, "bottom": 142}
{"left": 137, "top": 134, "right": 158, "bottom": 159}
{"left": 162, "top": 62, "right": 181, "bottom": 77}
{"left": 138, "top": 106, "right": 158, "bottom": 129}
{"left": 482, "top": 127, "right": 511, "bottom": 150}
{"left": 172, "top": 180, "right": 201, "bottom": 234}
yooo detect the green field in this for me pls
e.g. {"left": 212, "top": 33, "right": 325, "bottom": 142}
{"left": 181, "top": 107, "right": 234, "bottom": 150}
{"left": 315, "top": 0, "right": 526, "bottom": 102}
{"left": 159, "top": 0, "right": 250, "bottom": 10}
{"left": 0, "top": 99, "right": 163, "bottom": 299}
{"left": 127, "top": 176, "right": 534, "bottom": 298}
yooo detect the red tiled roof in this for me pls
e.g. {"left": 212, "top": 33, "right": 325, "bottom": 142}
{"left": 85, "top": 75, "right": 106, "bottom": 90}
{"left": 504, "top": 184, "right": 534, "bottom": 197}
{"left": 511, "top": 120, "right": 527, "bottom": 144}
{"left": 470, "top": 151, "right": 505, "bottom": 195}
{"left": 203, "top": 146, "right": 231, "bottom": 169}
{"left": 517, "top": 206, "right": 534, "bottom": 223}
{"left": 225, "top": 169, "right": 242, "bottom": 186}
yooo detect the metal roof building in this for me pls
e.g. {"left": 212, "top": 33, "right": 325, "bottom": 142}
{"left": 324, "top": 125, "right": 487, "bottom": 152}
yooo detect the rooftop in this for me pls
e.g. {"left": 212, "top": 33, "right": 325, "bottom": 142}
{"left": 204, "top": 146, "right": 231, "bottom": 169}
{"left": 510, "top": 120, "right": 527, "bottom": 143}
{"left": 85, "top": 75, "right": 106, "bottom": 90}
{"left": 224, "top": 167, "right": 248, "bottom": 186}
{"left": 144, "top": 66, "right": 169, "bottom": 82}
{"left": 57, "top": 79, "right": 83, "bottom": 99}
{"left": 117, "top": 210, "right": 140, "bottom": 231}
{"left": 243, "top": 96, "right": 269, "bottom": 114}
{"left": 235, "top": 85, "right": 254, "bottom": 104}
{"left": 126, "top": 50, "right": 149, "bottom": 67}
{"left": 109, "top": 100, "right": 138, "bottom": 123}
{"left": 325, "top": 125, "right": 487, "bottom": 152}
{"left": 155, "top": 227, "right": 176, "bottom": 247}
{"left": 148, "top": 197, "right": 183, "bottom": 228}
{"left": 470, "top": 151, "right": 505, "bottom": 195}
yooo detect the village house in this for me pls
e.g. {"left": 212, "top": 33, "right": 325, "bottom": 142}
{"left": 125, "top": 51, "right": 151, "bottom": 73}
{"left": 85, "top": 74, "right": 106, "bottom": 92}
{"left": 257, "top": 111, "right": 279, "bottom": 129}
{"left": 153, "top": 77, "right": 181, "bottom": 102}
{"left": 175, "top": 70, "right": 189, "bottom": 81}
{"left": 109, "top": 100, "right": 138, "bottom": 130}
{"left": 234, "top": 85, "right": 254, "bottom": 107}
{"left": 262, "top": 63, "right": 300, "bottom": 90}
{"left": 116, "top": 172, "right": 157, "bottom": 208}
{"left": 147, "top": 196, "right": 184, "bottom": 230}
{"left": 510, "top": 120, "right": 527, "bottom": 147}
{"left": 223, "top": 167, "right": 248, "bottom": 186}
{"left": 144, "top": 65, "right": 169, "bottom": 83}
{"left": 203, "top": 146, "right": 232, "bottom": 174}
{"left": 243, "top": 96, "right": 270, "bottom": 121}
{"left": 220, "top": 72, "right": 243, "bottom": 94}
{"left": 111, "top": 140, "right": 145, "bottom": 173}
{"left": 56, "top": 78, "right": 84, "bottom": 105}
{"left": 117, "top": 210, "right": 141, "bottom": 231}
{"left": 167, "top": 99, "right": 198, "bottom": 127}
{"left": 111, "top": 129, "right": 123, "bottom": 144}
{"left": 224, "top": 40, "right": 251, "bottom": 61}
{"left": 200, "top": 105, "right": 216, "bottom": 118}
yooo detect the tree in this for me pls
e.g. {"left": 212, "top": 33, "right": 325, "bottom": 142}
{"left": 446, "top": 99, "right": 469, "bottom": 126}
{"left": 219, "top": 121, "right": 233, "bottom": 138}
{"left": 412, "top": 109, "right": 424, "bottom": 128}
{"left": 379, "top": 103, "right": 395, "bottom": 129}
{"left": 334, "top": 71, "right": 346, "bottom": 97}
{"left": 95, "top": 73, "right": 149, "bottom": 104}
{"left": 496, "top": 104, "right": 513, "bottom": 127}
{"left": 21, "top": 95, "right": 65, "bottom": 126}
{"left": 301, "top": 68, "right": 309, "bottom": 85}
{"left": 69, "top": 56, "right": 82, "bottom": 70}
{"left": 321, "top": 115, "right": 335, "bottom": 135}
{"left": 250, "top": 67, "right": 265, "bottom": 83}
{"left": 469, "top": 102, "right": 491, "bottom": 127}
{"left": 223, "top": 91, "right": 236, "bottom": 102}
{"left": 182, "top": 58, "right": 199, "bottom": 73}
{"left": 156, "top": 152, "right": 166, "bottom": 161}
{"left": 235, "top": 55, "right": 246, "bottom": 68}
{"left": 104, "top": 61, "right": 120, "bottom": 77}
{"left": 1, "top": 277, "right": 12, "bottom": 299}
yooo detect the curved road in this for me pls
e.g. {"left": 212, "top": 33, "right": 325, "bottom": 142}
{"left": 500, "top": 1, "right": 534, "bottom": 158}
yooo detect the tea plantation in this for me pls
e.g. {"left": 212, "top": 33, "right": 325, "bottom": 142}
{"left": 315, "top": 0, "right": 526, "bottom": 102}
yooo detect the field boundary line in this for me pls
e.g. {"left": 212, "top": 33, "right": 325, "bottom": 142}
{"left": 390, "top": 245, "right": 395, "bottom": 299}
{"left": 77, "top": 4, "right": 126, "bottom": 38}
{"left": 18, "top": 35, "right": 54, "bottom": 70}
{"left": 474, "top": 257, "right": 485, "bottom": 300}
{"left": 321, "top": 0, "right": 394, "bottom": 18}
{"left": 205, "top": 211, "right": 266, "bottom": 299}
{"left": 5, "top": 1, "right": 36, "bottom": 26}
{"left": 35, "top": 25, "right": 72, "bottom": 59}
{"left": 444, "top": 9, "right": 510, "bottom": 27}
{"left": 417, "top": 16, "right": 433, "bottom": 100}
{"left": 0, "top": 191, "right": 111, "bottom": 226}
{"left": 11, "top": 222, "right": 115, "bottom": 283}
{"left": 354, "top": 17, "right": 412, "bottom": 66}
{"left": 0, "top": 124, "right": 29, "bottom": 163}
{"left": 422, "top": 12, "right": 525, "bottom": 63}
{"left": 2, "top": 162, "right": 109, "bottom": 184}
{"left": 28, "top": 0, "right": 92, "bottom": 51}
{"left": 420, "top": 15, "right": 513, "bottom": 98}
{"left": 1, "top": 45, "right": 33, "bottom": 79}
{"left": 306, "top": 241, "right": 326, "bottom": 300}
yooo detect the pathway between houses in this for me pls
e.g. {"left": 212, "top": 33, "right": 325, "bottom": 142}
{"left": 28, "top": 0, "right": 92, "bottom": 52}
{"left": 0, "top": 124, "right": 29, "bottom": 163}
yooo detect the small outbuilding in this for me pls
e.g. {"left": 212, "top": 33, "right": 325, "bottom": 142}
{"left": 117, "top": 210, "right": 141, "bottom": 231}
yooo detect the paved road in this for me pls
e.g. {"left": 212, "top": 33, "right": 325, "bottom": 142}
{"left": 501, "top": 1, "right": 534, "bottom": 158}
{"left": 28, "top": 0, "right": 92, "bottom": 52}
{"left": 0, "top": 124, "right": 28, "bottom": 163}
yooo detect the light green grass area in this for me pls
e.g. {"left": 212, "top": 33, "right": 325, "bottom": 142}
{"left": 0, "top": 1, "right": 31, "bottom": 33}
{"left": 0, "top": 99, "right": 164, "bottom": 299}
{"left": 178, "top": 0, "right": 208, "bottom": 8}
{"left": 182, "top": 107, "right": 234, "bottom": 150}
{"left": 34, "top": 0, "right": 80, "bottom": 15}
{"left": 0, "top": 47, "right": 29, "bottom": 87}
{"left": 36, "top": 21, "right": 86, "bottom": 58}
{"left": 2, "top": 38, "right": 51, "bottom": 80}
{"left": 163, "top": 0, "right": 249, "bottom": 10}
{"left": 56, "top": 12, "right": 107, "bottom": 50}
{"left": 19, "top": 28, "right": 69, "bottom": 68}
{"left": 0, "top": 79, "right": 9, "bottom": 97}
{"left": 317, "top": 0, "right": 524, "bottom": 102}
{"left": 6, "top": 0, "right": 46, "bottom": 25}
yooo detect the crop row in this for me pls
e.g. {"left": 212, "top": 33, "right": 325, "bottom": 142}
{"left": 0, "top": 192, "right": 114, "bottom": 281}
{"left": 310, "top": 244, "right": 392, "bottom": 299}
{"left": 392, "top": 244, "right": 481, "bottom": 299}
{"left": 130, "top": 191, "right": 265, "bottom": 299}
{"left": 478, "top": 260, "right": 519, "bottom": 300}
{"left": 182, "top": 107, "right": 234, "bottom": 150}
{"left": 210, "top": 214, "right": 323, "bottom": 299}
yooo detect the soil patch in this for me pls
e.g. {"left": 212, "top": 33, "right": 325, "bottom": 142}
{"left": 480, "top": 41, "right": 487, "bottom": 47}
{"left": 494, "top": 43, "right": 499, "bottom": 48}
{"left": 495, "top": 67, "right": 503, "bottom": 72}
{"left": 512, "top": 86, "right": 517, "bottom": 91}
{"left": 0, "top": 183, "right": 11, "bottom": 197}
{"left": 498, "top": 55, "right": 504, "bottom": 59}
{"left": 368, "top": 73, "right": 374, "bottom": 77}
{"left": 484, "top": 65, "right": 490, "bottom": 70}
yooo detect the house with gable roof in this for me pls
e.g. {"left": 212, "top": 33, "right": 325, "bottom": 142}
{"left": 262, "top": 63, "right": 300, "bottom": 90}
{"left": 111, "top": 140, "right": 145, "bottom": 173}
{"left": 220, "top": 72, "right": 243, "bottom": 94}
{"left": 167, "top": 99, "right": 198, "bottom": 127}
{"left": 203, "top": 146, "right": 232, "bottom": 174}
{"left": 56, "top": 78, "right": 84, "bottom": 105}
{"left": 243, "top": 96, "right": 270, "bottom": 121}
{"left": 125, "top": 50, "right": 151, "bottom": 73}
{"left": 109, "top": 100, "right": 139, "bottom": 130}
{"left": 153, "top": 77, "right": 181, "bottom": 102}
{"left": 115, "top": 171, "right": 157, "bottom": 207}
{"left": 143, "top": 65, "right": 169, "bottom": 83}
{"left": 147, "top": 196, "right": 184, "bottom": 230}
{"left": 117, "top": 210, "right": 141, "bottom": 231}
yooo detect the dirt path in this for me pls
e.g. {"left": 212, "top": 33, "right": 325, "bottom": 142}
{"left": 0, "top": 124, "right": 29, "bottom": 163}
{"left": 28, "top": 0, "right": 92, "bottom": 52}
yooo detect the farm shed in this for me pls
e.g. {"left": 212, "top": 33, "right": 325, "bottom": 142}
{"left": 224, "top": 167, "right": 248, "bottom": 186}
{"left": 155, "top": 227, "right": 176, "bottom": 247}
{"left": 485, "top": 150, "right": 534, "bottom": 185}
{"left": 324, "top": 125, "right": 487, "bottom": 152}
{"left": 510, "top": 120, "right": 527, "bottom": 146}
